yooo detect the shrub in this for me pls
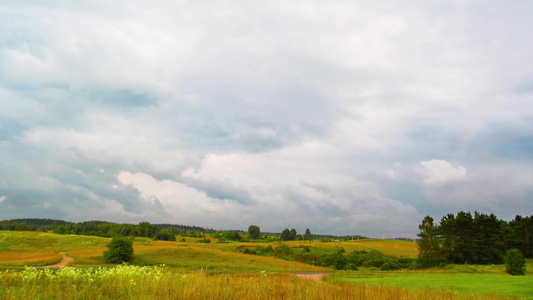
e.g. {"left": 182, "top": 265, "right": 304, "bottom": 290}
{"left": 103, "top": 236, "right": 134, "bottom": 263}
{"left": 396, "top": 257, "right": 415, "bottom": 268}
{"left": 274, "top": 244, "right": 292, "bottom": 258}
{"left": 380, "top": 261, "right": 401, "bottom": 271}
{"left": 363, "top": 259, "right": 384, "bottom": 268}
{"left": 505, "top": 249, "right": 526, "bottom": 275}
{"left": 319, "top": 251, "right": 346, "bottom": 270}
{"left": 196, "top": 237, "right": 211, "bottom": 243}
{"left": 346, "top": 263, "right": 359, "bottom": 271}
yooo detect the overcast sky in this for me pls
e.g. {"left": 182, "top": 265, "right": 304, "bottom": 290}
{"left": 1, "top": 1, "right": 532, "bottom": 237}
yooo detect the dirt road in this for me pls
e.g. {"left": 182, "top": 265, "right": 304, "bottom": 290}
{"left": 44, "top": 252, "right": 73, "bottom": 269}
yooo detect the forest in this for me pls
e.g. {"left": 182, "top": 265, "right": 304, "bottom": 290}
{"left": 0, "top": 218, "right": 205, "bottom": 241}
{"left": 417, "top": 211, "right": 533, "bottom": 267}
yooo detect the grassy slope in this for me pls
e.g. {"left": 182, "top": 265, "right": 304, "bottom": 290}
{"left": 0, "top": 231, "right": 328, "bottom": 271}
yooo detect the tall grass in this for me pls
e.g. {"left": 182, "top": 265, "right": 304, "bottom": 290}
{"left": 0, "top": 265, "right": 514, "bottom": 299}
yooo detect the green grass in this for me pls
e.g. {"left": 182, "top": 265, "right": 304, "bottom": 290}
{"left": 327, "top": 262, "right": 533, "bottom": 299}
{"left": 0, "top": 231, "right": 109, "bottom": 252}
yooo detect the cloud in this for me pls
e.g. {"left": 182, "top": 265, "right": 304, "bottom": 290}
{"left": 418, "top": 159, "right": 467, "bottom": 187}
{"left": 1, "top": 1, "right": 533, "bottom": 236}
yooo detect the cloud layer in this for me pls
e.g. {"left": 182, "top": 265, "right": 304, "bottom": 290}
{"left": 1, "top": 1, "right": 532, "bottom": 236}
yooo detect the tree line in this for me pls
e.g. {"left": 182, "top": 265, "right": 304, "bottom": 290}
{"left": 0, "top": 219, "right": 205, "bottom": 241}
{"left": 417, "top": 211, "right": 532, "bottom": 268}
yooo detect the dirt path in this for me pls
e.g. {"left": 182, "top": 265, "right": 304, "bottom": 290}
{"left": 295, "top": 272, "right": 329, "bottom": 281}
{"left": 44, "top": 252, "right": 73, "bottom": 269}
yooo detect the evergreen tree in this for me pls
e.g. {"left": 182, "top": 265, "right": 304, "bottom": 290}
{"left": 417, "top": 215, "right": 444, "bottom": 268}
{"left": 304, "top": 228, "right": 312, "bottom": 241}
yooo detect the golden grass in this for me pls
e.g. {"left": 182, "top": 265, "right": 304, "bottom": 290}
{"left": 134, "top": 246, "right": 329, "bottom": 272}
{"left": 0, "top": 251, "right": 61, "bottom": 266}
{"left": 280, "top": 239, "right": 418, "bottom": 257}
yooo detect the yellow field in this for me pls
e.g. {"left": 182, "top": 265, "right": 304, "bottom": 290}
{"left": 0, "top": 251, "right": 61, "bottom": 266}
{"left": 282, "top": 239, "right": 418, "bottom": 258}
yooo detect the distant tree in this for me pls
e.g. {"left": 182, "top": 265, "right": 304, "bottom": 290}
{"left": 133, "top": 222, "right": 158, "bottom": 238}
{"left": 248, "top": 225, "right": 260, "bottom": 240}
{"left": 505, "top": 249, "right": 526, "bottom": 275}
{"left": 156, "top": 228, "right": 176, "bottom": 241}
{"left": 53, "top": 225, "right": 67, "bottom": 235}
{"left": 304, "top": 228, "right": 312, "bottom": 241}
{"left": 103, "top": 236, "right": 134, "bottom": 263}
{"left": 290, "top": 229, "right": 297, "bottom": 240}
{"left": 281, "top": 228, "right": 292, "bottom": 241}
{"left": 417, "top": 215, "right": 444, "bottom": 268}
{"left": 223, "top": 231, "right": 241, "bottom": 241}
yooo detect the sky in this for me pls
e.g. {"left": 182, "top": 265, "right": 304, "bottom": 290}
{"left": 1, "top": 1, "right": 532, "bottom": 237}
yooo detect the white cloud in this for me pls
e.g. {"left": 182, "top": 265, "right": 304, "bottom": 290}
{"left": 418, "top": 159, "right": 467, "bottom": 187}
{"left": 0, "top": 196, "right": 5, "bottom": 203}
{"left": 1, "top": 1, "right": 533, "bottom": 236}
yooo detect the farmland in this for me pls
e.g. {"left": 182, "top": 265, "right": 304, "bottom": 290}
{"left": 0, "top": 230, "right": 531, "bottom": 299}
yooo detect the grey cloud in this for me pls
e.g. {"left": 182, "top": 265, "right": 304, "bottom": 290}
{"left": 1, "top": 1, "right": 533, "bottom": 236}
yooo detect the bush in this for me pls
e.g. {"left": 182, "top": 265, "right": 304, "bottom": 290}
{"left": 319, "top": 251, "right": 346, "bottom": 270}
{"left": 380, "top": 261, "right": 401, "bottom": 271}
{"left": 505, "top": 249, "right": 526, "bottom": 275}
{"left": 346, "top": 263, "right": 359, "bottom": 271}
{"left": 363, "top": 259, "right": 384, "bottom": 268}
{"left": 103, "top": 236, "right": 134, "bottom": 263}
{"left": 274, "top": 244, "right": 292, "bottom": 258}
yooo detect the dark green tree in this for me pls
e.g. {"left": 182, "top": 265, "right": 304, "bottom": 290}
{"left": 472, "top": 212, "right": 505, "bottom": 264}
{"left": 133, "top": 222, "right": 158, "bottom": 238}
{"left": 290, "top": 229, "right": 297, "bottom": 240}
{"left": 103, "top": 236, "right": 134, "bottom": 263}
{"left": 417, "top": 215, "right": 444, "bottom": 268}
{"left": 156, "top": 227, "right": 176, "bottom": 241}
{"left": 223, "top": 231, "right": 241, "bottom": 241}
{"left": 281, "top": 228, "right": 292, "bottom": 241}
{"left": 509, "top": 215, "right": 533, "bottom": 257}
{"left": 505, "top": 249, "right": 526, "bottom": 275}
{"left": 304, "top": 228, "right": 312, "bottom": 241}
{"left": 454, "top": 211, "right": 474, "bottom": 263}
{"left": 439, "top": 213, "right": 459, "bottom": 262}
{"left": 248, "top": 225, "right": 260, "bottom": 240}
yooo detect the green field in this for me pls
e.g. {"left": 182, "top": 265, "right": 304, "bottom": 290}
{"left": 0, "top": 231, "right": 530, "bottom": 299}
{"left": 327, "top": 266, "right": 533, "bottom": 299}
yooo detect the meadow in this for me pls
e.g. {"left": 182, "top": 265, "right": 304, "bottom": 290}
{"left": 326, "top": 264, "right": 533, "bottom": 299}
{"left": 0, "top": 265, "right": 521, "bottom": 300}
{"left": 0, "top": 230, "right": 530, "bottom": 299}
